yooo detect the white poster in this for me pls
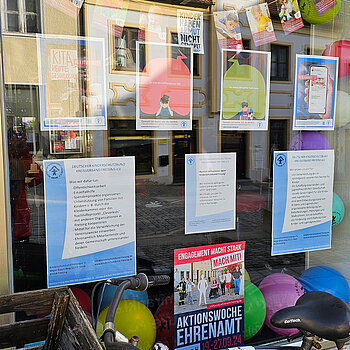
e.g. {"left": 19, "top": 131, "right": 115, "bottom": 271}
{"left": 272, "top": 150, "right": 334, "bottom": 255}
{"left": 185, "top": 153, "right": 236, "bottom": 234}
{"left": 37, "top": 35, "right": 107, "bottom": 131}
{"left": 177, "top": 9, "right": 204, "bottom": 54}
{"left": 44, "top": 157, "right": 136, "bottom": 287}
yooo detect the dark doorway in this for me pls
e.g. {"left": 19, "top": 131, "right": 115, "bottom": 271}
{"left": 221, "top": 131, "right": 247, "bottom": 179}
{"left": 269, "top": 119, "right": 288, "bottom": 178}
{"left": 172, "top": 120, "right": 198, "bottom": 183}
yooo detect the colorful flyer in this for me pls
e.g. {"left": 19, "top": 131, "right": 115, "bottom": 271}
{"left": 177, "top": 10, "right": 204, "bottom": 54}
{"left": 293, "top": 55, "right": 339, "bottom": 130}
{"left": 37, "top": 35, "right": 107, "bottom": 131}
{"left": 214, "top": 11, "right": 243, "bottom": 50}
{"left": 272, "top": 150, "right": 334, "bottom": 255}
{"left": 136, "top": 42, "right": 193, "bottom": 131}
{"left": 313, "top": 0, "right": 337, "bottom": 14}
{"left": 174, "top": 242, "right": 245, "bottom": 349}
{"left": 44, "top": 157, "right": 136, "bottom": 287}
{"left": 220, "top": 49, "right": 271, "bottom": 131}
{"left": 277, "top": 0, "right": 304, "bottom": 35}
{"left": 185, "top": 153, "right": 236, "bottom": 234}
{"left": 246, "top": 3, "right": 276, "bottom": 47}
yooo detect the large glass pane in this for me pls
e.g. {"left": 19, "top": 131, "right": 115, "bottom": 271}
{"left": 1, "top": 0, "right": 349, "bottom": 348}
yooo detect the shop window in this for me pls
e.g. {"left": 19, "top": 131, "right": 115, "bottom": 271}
{"left": 3, "top": 0, "right": 41, "bottom": 33}
{"left": 112, "top": 25, "right": 140, "bottom": 71}
{"left": 109, "top": 119, "right": 155, "bottom": 176}
{"left": 271, "top": 44, "right": 290, "bottom": 81}
{"left": 171, "top": 32, "right": 201, "bottom": 77}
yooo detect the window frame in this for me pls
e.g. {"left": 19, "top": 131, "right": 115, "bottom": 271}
{"left": 110, "top": 22, "right": 141, "bottom": 73}
{"left": 269, "top": 42, "right": 292, "bottom": 83}
{"left": 2, "top": 0, "right": 42, "bottom": 34}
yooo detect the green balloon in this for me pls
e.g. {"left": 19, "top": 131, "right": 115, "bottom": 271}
{"left": 333, "top": 192, "right": 345, "bottom": 226}
{"left": 244, "top": 281, "right": 266, "bottom": 341}
{"left": 223, "top": 57, "right": 266, "bottom": 120}
{"left": 299, "top": 0, "right": 341, "bottom": 25}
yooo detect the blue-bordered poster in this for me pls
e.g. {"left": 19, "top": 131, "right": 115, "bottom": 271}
{"left": 185, "top": 153, "right": 236, "bottom": 234}
{"left": 44, "top": 157, "right": 136, "bottom": 287}
{"left": 272, "top": 150, "right": 334, "bottom": 255}
{"left": 293, "top": 54, "right": 338, "bottom": 130}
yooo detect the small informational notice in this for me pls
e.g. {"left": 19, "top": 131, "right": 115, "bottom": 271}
{"left": 174, "top": 242, "right": 245, "bottom": 350}
{"left": 272, "top": 150, "right": 334, "bottom": 255}
{"left": 185, "top": 153, "right": 236, "bottom": 234}
{"left": 44, "top": 157, "right": 136, "bottom": 287}
{"left": 177, "top": 10, "right": 204, "bottom": 54}
{"left": 293, "top": 55, "right": 338, "bottom": 130}
{"left": 220, "top": 49, "right": 271, "bottom": 131}
{"left": 313, "top": 0, "right": 337, "bottom": 14}
{"left": 246, "top": 3, "right": 276, "bottom": 46}
{"left": 277, "top": 0, "right": 304, "bottom": 35}
{"left": 37, "top": 35, "right": 107, "bottom": 131}
{"left": 136, "top": 42, "right": 193, "bottom": 130}
{"left": 214, "top": 10, "right": 243, "bottom": 50}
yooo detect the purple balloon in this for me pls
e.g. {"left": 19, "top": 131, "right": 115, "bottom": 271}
{"left": 259, "top": 273, "right": 305, "bottom": 335}
{"left": 289, "top": 131, "right": 330, "bottom": 151}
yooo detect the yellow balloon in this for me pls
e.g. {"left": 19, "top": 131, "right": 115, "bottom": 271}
{"left": 245, "top": 269, "right": 251, "bottom": 281}
{"left": 97, "top": 299, "right": 156, "bottom": 350}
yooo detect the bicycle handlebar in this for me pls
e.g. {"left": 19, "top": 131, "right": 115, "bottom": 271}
{"left": 102, "top": 273, "right": 170, "bottom": 349}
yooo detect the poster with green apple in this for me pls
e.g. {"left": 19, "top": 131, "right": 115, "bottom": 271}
{"left": 220, "top": 49, "right": 271, "bottom": 131}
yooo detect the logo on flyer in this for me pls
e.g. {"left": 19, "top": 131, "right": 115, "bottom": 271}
{"left": 181, "top": 121, "right": 188, "bottom": 128}
{"left": 187, "top": 156, "right": 195, "bottom": 165}
{"left": 46, "top": 163, "right": 63, "bottom": 179}
{"left": 275, "top": 154, "right": 286, "bottom": 167}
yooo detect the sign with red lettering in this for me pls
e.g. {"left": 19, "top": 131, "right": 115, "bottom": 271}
{"left": 174, "top": 242, "right": 245, "bottom": 349}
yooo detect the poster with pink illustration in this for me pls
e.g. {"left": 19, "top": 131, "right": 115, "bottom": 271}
{"left": 136, "top": 42, "right": 193, "bottom": 130}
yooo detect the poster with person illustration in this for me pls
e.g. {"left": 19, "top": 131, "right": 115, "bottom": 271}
{"left": 246, "top": 3, "right": 276, "bottom": 46}
{"left": 136, "top": 42, "right": 193, "bottom": 130}
{"left": 277, "top": 0, "right": 304, "bottom": 35}
{"left": 220, "top": 49, "right": 271, "bottom": 131}
{"left": 174, "top": 242, "right": 245, "bottom": 350}
{"left": 293, "top": 54, "right": 338, "bottom": 130}
{"left": 214, "top": 10, "right": 243, "bottom": 50}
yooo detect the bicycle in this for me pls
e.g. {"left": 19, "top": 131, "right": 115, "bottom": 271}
{"left": 249, "top": 291, "right": 350, "bottom": 350}
{"left": 91, "top": 273, "right": 170, "bottom": 350}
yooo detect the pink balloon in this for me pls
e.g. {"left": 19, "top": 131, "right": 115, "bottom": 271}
{"left": 259, "top": 273, "right": 304, "bottom": 336}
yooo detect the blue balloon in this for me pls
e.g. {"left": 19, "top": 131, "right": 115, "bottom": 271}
{"left": 97, "top": 284, "right": 148, "bottom": 310}
{"left": 299, "top": 266, "right": 350, "bottom": 303}
{"left": 97, "top": 284, "right": 149, "bottom": 311}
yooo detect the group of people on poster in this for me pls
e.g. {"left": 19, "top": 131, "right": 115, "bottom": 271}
{"left": 176, "top": 266, "right": 243, "bottom": 306}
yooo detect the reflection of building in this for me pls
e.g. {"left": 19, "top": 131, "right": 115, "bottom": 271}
{"left": 175, "top": 263, "right": 192, "bottom": 286}
{"left": 83, "top": 0, "right": 311, "bottom": 184}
